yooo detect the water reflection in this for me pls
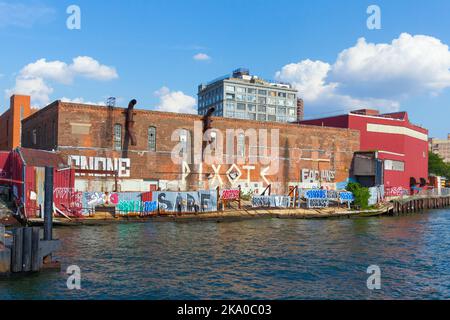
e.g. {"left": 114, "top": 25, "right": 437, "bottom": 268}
{"left": 1, "top": 209, "right": 450, "bottom": 299}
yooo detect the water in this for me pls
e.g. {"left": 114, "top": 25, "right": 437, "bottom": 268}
{"left": 1, "top": 209, "right": 450, "bottom": 300}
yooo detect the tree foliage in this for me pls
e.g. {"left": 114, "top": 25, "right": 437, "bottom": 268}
{"left": 429, "top": 152, "right": 450, "bottom": 179}
{"left": 346, "top": 182, "right": 371, "bottom": 210}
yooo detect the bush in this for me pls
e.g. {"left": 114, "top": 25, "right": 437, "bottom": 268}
{"left": 346, "top": 182, "right": 371, "bottom": 210}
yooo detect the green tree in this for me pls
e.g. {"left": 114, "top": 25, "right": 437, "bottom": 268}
{"left": 346, "top": 182, "right": 371, "bottom": 210}
{"left": 429, "top": 152, "right": 450, "bottom": 179}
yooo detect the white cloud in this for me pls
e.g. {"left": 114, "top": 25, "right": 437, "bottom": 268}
{"left": 70, "top": 56, "right": 118, "bottom": 81}
{"left": 6, "top": 56, "right": 118, "bottom": 107}
{"left": 276, "top": 33, "right": 450, "bottom": 115}
{"left": 154, "top": 86, "right": 197, "bottom": 114}
{"left": 0, "top": 2, "right": 55, "bottom": 28}
{"left": 5, "top": 76, "right": 53, "bottom": 107}
{"left": 19, "top": 56, "right": 118, "bottom": 84}
{"left": 60, "top": 97, "right": 106, "bottom": 106}
{"left": 193, "top": 53, "right": 211, "bottom": 61}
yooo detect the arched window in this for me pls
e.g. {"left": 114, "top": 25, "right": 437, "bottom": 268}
{"left": 114, "top": 124, "right": 122, "bottom": 150}
{"left": 148, "top": 126, "right": 156, "bottom": 151}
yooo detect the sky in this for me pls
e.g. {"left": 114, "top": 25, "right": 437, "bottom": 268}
{"left": 0, "top": 0, "right": 449, "bottom": 137}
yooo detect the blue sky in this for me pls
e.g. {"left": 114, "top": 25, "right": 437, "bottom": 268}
{"left": 0, "top": 0, "right": 449, "bottom": 137}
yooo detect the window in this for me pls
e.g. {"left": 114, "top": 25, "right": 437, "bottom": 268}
{"left": 237, "top": 133, "right": 245, "bottom": 157}
{"left": 258, "top": 89, "right": 267, "bottom": 95}
{"left": 267, "top": 97, "right": 276, "bottom": 105}
{"left": 286, "top": 99, "right": 294, "bottom": 107}
{"left": 226, "top": 93, "right": 235, "bottom": 100}
{"left": 268, "top": 115, "right": 276, "bottom": 121}
{"left": 269, "top": 91, "right": 277, "bottom": 97}
{"left": 278, "top": 92, "right": 287, "bottom": 98}
{"left": 226, "top": 101, "right": 235, "bottom": 110}
{"left": 247, "top": 95, "right": 257, "bottom": 103}
{"left": 225, "top": 85, "right": 235, "bottom": 92}
{"left": 236, "top": 103, "right": 246, "bottom": 111}
{"left": 114, "top": 124, "right": 122, "bottom": 150}
{"left": 247, "top": 88, "right": 256, "bottom": 94}
{"left": 236, "top": 87, "right": 246, "bottom": 93}
{"left": 278, "top": 99, "right": 286, "bottom": 106}
{"left": 385, "top": 160, "right": 405, "bottom": 172}
{"left": 258, "top": 97, "right": 266, "bottom": 104}
{"left": 236, "top": 94, "right": 244, "bottom": 101}
{"left": 148, "top": 126, "right": 156, "bottom": 151}
{"left": 267, "top": 106, "right": 276, "bottom": 115}
{"left": 32, "top": 129, "right": 37, "bottom": 145}
{"left": 247, "top": 113, "right": 256, "bottom": 120}
{"left": 258, "top": 105, "right": 266, "bottom": 113}
{"left": 288, "top": 108, "right": 296, "bottom": 116}
{"left": 257, "top": 114, "right": 266, "bottom": 121}
{"left": 248, "top": 104, "right": 256, "bottom": 112}
{"left": 288, "top": 94, "right": 295, "bottom": 99}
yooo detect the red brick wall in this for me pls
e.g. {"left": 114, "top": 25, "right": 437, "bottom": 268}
{"left": 22, "top": 101, "right": 360, "bottom": 193}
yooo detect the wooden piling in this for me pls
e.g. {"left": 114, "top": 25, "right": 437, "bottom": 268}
{"left": 22, "top": 228, "right": 32, "bottom": 272}
{"left": 11, "top": 228, "right": 23, "bottom": 273}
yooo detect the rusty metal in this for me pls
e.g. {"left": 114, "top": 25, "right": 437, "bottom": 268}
{"left": 126, "top": 99, "right": 137, "bottom": 146}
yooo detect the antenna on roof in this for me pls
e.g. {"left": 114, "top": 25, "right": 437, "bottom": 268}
{"left": 106, "top": 97, "right": 116, "bottom": 108}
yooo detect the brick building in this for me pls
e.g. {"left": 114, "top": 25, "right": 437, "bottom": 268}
{"left": 0, "top": 95, "right": 34, "bottom": 151}
{"left": 429, "top": 134, "right": 450, "bottom": 163}
{"left": 300, "top": 109, "right": 429, "bottom": 195}
{"left": 21, "top": 100, "right": 360, "bottom": 194}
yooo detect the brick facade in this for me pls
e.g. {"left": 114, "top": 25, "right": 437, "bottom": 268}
{"left": 22, "top": 101, "right": 360, "bottom": 194}
{"left": 0, "top": 95, "right": 33, "bottom": 151}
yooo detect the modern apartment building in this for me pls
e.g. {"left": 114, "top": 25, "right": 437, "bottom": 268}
{"left": 198, "top": 68, "right": 300, "bottom": 123}
{"left": 429, "top": 135, "right": 450, "bottom": 163}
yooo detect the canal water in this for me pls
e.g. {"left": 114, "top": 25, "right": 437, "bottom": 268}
{"left": 1, "top": 209, "right": 450, "bottom": 300}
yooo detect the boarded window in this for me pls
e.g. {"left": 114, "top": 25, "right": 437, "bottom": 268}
{"left": 114, "top": 124, "right": 122, "bottom": 150}
{"left": 148, "top": 126, "right": 156, "bottom": 151}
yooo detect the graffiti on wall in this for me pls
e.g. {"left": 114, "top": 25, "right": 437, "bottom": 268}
{"left": 304, "top": 189, "right": 354, "bottom": 208}
{"left": 153, "top": 191, "right": 217, "bottom": 213}
{"left": 68, "top": 155, "right": 131, "bottom": 177}
{"left": 301, "top": 169, "right": 336, "bottom": 183}
{"left": 221, "top": 189, "right": 240, "bottom": 201}
{"left": 252, "top": 195, "right": 291, "bottom": 208}
{"left": 385, "top": 186, "right": 408, "bottom": 197}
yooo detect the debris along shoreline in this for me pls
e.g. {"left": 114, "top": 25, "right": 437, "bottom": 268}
{"left": 25, "top": 204, "right": 392, "bottom": 226}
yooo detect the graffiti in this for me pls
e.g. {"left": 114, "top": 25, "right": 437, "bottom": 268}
{"left": 305, "top": 189, "right": 327, "bottom": 199}
{"left": 221, "top": 189, "right": 240, "bottom": 201}
{"left": 304, "top": 189, "right": 354, "bottom": 208}
{"left": 69, "top": 155, "right": 131, "bottom": 177}
{"left": 153, "top": 191, "right": 217, "bottom": 213}
{"left": 117, "top": 200, "right": 157, "bottom": 214}
{"left": 307, "top": 198, "right": 330, "bottom": 208}
{"left": 252, "top": 195, "right": 290, "bottom": 208}
{"left": 0, "top": 169, "right": 8, "bottom": 178}
{"left": 339, "top": 192, "right": 354, "bottom": 204}
{"left": 302, "top": 169, "right": 335, "bottom": 183}
{"left": 53, "top": 188, "right": 75, "bottom": 200}
{"left": 385, "top": 186, "right": 408, "bottom": 197}
{"left": 368, "top": 185, "right": 384, "bottom": 205}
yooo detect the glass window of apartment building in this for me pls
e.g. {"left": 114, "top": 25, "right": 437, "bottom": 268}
{"left": 248, "top": 104, "right": 256, "bottom": 112}
{"left": 226, "top": 101, "right": 235, "bottom": 110}
{"left": 148, "top": 126, "right": 156, "bottom": 152}
{"left": 226, "top": 93, "right": 235, "bottom": 100}
{"left": 114, "top": 124, "right": 122, "bottom": 150}
{"left": 226, "top": 85, "right": 235, "bottom": 92}
{"left": 278, "top": 99, "right": 285, "bottom": 106}
{"left": 267, "top": 97, "right": 276, "bottom": 105}
{"left": 288, "top": 108, "right": 296, "bottom": 116}
{"left": 269, "top": 91, "right": 277, "bottom": 97}
{"left": 237, "top": 103, "right": 246, "bottom": 111}
{"left": 258, "top": 97, "right": 266, "bottom": 104}
{"left": 247, "top": 95, "right": 257, "bottom": 103}
{"left": 268, "top": 115, "right": 276, "bottom": 121}
{"left": 258, "top": 105, "right": 266, "bottom": 113}
{"left": 236, "top": 94, "right": 244, "bottom": 101}
{"left": 248, "top": 113, "right": 256, "bottom": 120}
{"left": 286, "top": 99, "right": 294, "bottom": 107}
{"left": 257, "top": 114, "right": 266, "bottom": 121}
{"left": 278, "top": 92, "right": 287, "bottom": 98}
{"left": 247, "top": 88, "right": 256, "bottom": 94}
{"left": 236, "top": 87, "right": 246, "bottom": 93}
{"left": 258, "top": 89, "right": 267, "bottom": 95}
{"left": 267, "top": 106, "right": 276, "bottom": 115}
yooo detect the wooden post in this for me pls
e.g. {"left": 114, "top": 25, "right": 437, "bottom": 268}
{"left": 31, "top": 227, "right": 40, "bottom": 272}
{"left": 11, "top": 228, "right": 23, "bottom": 273}
{"left": 22, "top": 228, "right": 32, "bottom": 272}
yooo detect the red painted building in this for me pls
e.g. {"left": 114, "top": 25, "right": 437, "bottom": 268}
{"left": 300, "top": 109, "right": 429, "bottom": 195}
